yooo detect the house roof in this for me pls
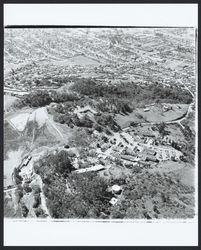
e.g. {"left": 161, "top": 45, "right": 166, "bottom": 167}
{"left": 74, "top": 164, "right": 105, "bottom": 173}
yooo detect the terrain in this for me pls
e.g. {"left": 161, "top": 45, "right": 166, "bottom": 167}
{"left": 4, "top": 28, "right": 196, "bottom": 219}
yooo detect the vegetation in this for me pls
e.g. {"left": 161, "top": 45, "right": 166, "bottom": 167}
{"left": 34, "top": 207, "right": 47, "bottom": 218}
{"left": 4, "top": 28, "right": 195, "bottom": 220}
{"left": 44, "top": 172, "right": 112, "bottom": 219}
{"left": 33, "top": 149, "right": 114, "bottom": 218}
{"left": 34, "top": 150, "right": 75, "bottom": 179}
{"left": 13, "top": 168, "right": 23, "bottom": 185}
{"left": 71, "top": 79, "right": 192, "bottom": 104}
{"left": 21, "top": 203, "right": 29, "bottom": 217}
{"left": 110, "top": 172, "right": 195, "bottom": 219}
{"left": 157, "top": 122, "right": 170, "bottom": 138}
{"left": 12, "top": 90, "right": 79, "bottom": 109}
{"left": 23, "top": 183, "right": 32, "bottom": 193}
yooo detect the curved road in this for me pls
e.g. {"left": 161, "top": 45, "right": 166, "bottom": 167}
{"left": 124, "top": 82, "right": 195, "bottom": 131}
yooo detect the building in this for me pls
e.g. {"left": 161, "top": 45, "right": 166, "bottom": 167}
{"left": 74, "top": 165, "right": 105, "bottom": 174}
{"left": 143, "top": 148, "right": 156, "bottom": 156}
{"left": 109, "top": 197, "right": 118, "bottom": 206}
{"left": 145, "top": 155, "right": 159, "bottom": 162}
{"left": 121, "top": 155, "right": 138, "bottom": 163}
{"left": 142, "top": 132, "right": 155, "bottom": 138}
{"left": 145, "top": 103, "right": 155, "bottom": 108}
{"left": 138, "top": 161, "right": 151, "bottom": 168}
{"left": 124, "top": 148, "right": 137, "bottom": 157}
{"left": 111, "top": 185, "right": 122, "bottom": 195}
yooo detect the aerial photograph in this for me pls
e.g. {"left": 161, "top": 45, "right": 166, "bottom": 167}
{"left": 4, "top": 27, "right": 196, "bottom": 219}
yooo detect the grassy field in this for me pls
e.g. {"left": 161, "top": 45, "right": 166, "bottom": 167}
{"left": 149, "top": 160, "right": 194, "bottom": 187}
{"left": 115, "top": 103, "right": 189, "bottom": 129}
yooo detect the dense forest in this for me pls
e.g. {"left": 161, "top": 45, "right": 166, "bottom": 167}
{"left": 70, "top": 79, "right": 193, "bottom": 104}
{"left": 34, "top": 150, "right": 113, "bottom": 218}
{"left": 11, "top": 79, "right": 192, "bottom": 111}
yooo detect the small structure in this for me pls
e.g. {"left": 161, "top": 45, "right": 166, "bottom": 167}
{"left": 142, "top": 132, "right": 155, "bottom": 138}
{"left": 121, "top": 155, "right": 138, "bottom": 163}
{"left": 20, "top": 156, "right": 32, "bottom": 169}
{"left": 163, "top": 104, "right": 171, "bottom": 112}
{"left": 143, "top": 108, "right": 150, "bottom": 112}
{"left": 74, "top": 165, "right": 105, "bottom": 174}
{"left": 124, "top": 148, "right": 137, "bottom": 157}
{"left": 76, "top": 105, "right": 97, "bottom": 115}
{"left": 143, "top": 148, "right": 157, "bottom": 156}
{"left": 109, "top": 197, "right": 118, "bottom": 206}
{"left": 112, "top": 185, "right": 122, "bottom": 195}
{"left": 145, "top": 155, "right": 159, "bottom": 162}
{"left": 145, "top": 103, "right": 155, "bottom": 108}
{"left": 101, "top": 143, "right": 110, "bottom": 152}
{"left": 138, "top": 161, "right": 151, "bottom": 168}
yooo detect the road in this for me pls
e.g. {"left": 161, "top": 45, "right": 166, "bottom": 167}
{"left": 124, "top": 97, "right": 194, "bottom": 131}
{"left": 177, "top": 79, "right": 194, "bottom": 98}
{"left": 4, "top": 186, "right": 17, "bottom": 193}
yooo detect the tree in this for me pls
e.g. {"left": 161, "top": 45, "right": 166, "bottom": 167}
{"left": 32, "top": 184, "right": 41, "bottom": 194}
{"left": 23, "top": 183, "right": 32, "bottom": 193}
{"left": 34, "top": 207, "right": 46, "bottom": 217}
{"left": 15, "top": 187, "right": 24, "bottom": 203}
{"left": 130, "top": 121, "right": 138, "bottom": 127}
{"left": 157, "top": 122, "right": 169, "bottom": 137}
{"left": 21, "top": 204, "right": 29, "bottom": 217}
{"left": 33, "top": 193, "right": 41, "bottom": 208}
{"left": 13, "top": 168, "right": 23, "bottom": 185}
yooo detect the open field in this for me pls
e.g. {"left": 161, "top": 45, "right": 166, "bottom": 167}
{"left": 174, "top": 165, "right": 195, "bottom": 187}
{"left": 53, "top": 55, "right": 100, "bottom": 66}
{"left": 4, "top": 148, "right": 24, "bottom": 186}
{"left": 4, "top": 120, "right": 20, "bottom": 141}
{"left": 4, "top": 94, "right": 18, "bottom": 111}
{"left": 149, "top": 161, "right": 185, "bottom": 173}
{"left": 9, "top": 113, "right": 30, "bottom": 131}
{"left": 148, "top": 160, "right": 194, "bottom": 188}
{"left": 115, "top": 104, "right": 189, "bottom": 129}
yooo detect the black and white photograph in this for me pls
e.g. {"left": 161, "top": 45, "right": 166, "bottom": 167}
{"left": 3, "top": 3, "right": 198, "bottom": 247}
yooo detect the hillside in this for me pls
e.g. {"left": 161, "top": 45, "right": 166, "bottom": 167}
{"left": 4, "top": 27, "right": 196, "bottom": 220}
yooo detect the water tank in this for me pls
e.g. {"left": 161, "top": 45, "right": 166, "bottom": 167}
{"left": 112, "top": 185, "right": 122, "bottom": 195}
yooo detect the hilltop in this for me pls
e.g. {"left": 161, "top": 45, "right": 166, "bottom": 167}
{"left": 4, "top": 28, "right": 196, "bottom": 220}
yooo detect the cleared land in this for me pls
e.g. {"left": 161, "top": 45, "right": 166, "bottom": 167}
{"left": 115, "top": 104, "right": 189, "bottom": 129}
{"left": 4, "top": 94, "right": 18, "bottom": 112}
{"left": 4, "top": 148, "right": 23, "bottom": 186}
{"left": 53, "top": 55, "right": 100, "bottom": 66}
